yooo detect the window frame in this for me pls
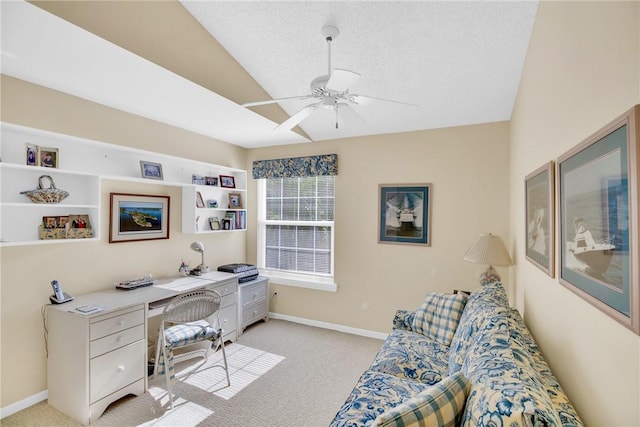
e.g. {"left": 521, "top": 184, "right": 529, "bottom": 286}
{"left": 256, "top": 178, "right": 337, "bottom": 292}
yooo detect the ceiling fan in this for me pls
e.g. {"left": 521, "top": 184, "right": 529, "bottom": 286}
{"left": 242, "top": 25, "right": 415, "bottom": 131}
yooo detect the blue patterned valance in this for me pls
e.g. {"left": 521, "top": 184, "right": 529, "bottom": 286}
{"left": 252, "top": 154, "right": 338, "bottom": 179}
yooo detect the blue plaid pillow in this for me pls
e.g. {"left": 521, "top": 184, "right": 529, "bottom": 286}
{"left": 372, "top": 371, "right": 470, "bottom": 427}
{"left": 412, "top": 292, "right": 468, "bottom": 346}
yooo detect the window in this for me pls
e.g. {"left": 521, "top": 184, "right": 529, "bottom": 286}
{"left": 257, "top": 176, "right": 335, "bottom": 290}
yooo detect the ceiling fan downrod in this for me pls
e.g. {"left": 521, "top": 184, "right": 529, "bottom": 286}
{"left": 322, "top": 25, "right": 339, "bottom": 77}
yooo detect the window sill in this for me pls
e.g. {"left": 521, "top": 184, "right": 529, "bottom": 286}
{"left": 259, "top": 269, "right": 337, "bottom": 292}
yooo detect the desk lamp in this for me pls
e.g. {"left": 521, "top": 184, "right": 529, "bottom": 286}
{"left": 190, "top": 241, "right": 209, "bottom": 272}
{"left": 464, "top": 233, "right": 512, "bottom": 284}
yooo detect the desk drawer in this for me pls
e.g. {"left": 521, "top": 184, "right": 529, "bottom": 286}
{"left": 90, "top": 324, "right": 145, "bottom": 358}
{"left": 219, "top": 304, "right": 237, "bottom": 335}
{"left": 240, "top": 281, "right": 267, "bottom": 305}
{"left": 207, "top": 280, "right": 237, "bottom": 298}
{"left": 90, "top": 307, "right": 144, "bottom": 340}
{"left": 90, "top": 340, "right": 145, "bottom": 403}
{"left": 242, "top": 301, "right": 268, "bottom": 327}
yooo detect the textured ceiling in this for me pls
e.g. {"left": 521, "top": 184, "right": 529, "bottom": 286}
{"left": 182, "top": 1, "right": 539, "bottom": 142}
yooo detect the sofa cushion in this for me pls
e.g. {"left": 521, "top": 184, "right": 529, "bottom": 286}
{"left": 329, "top": 370, "right": 430, "bottom": 427}
{"left": 369, "top": 329, "right": 449, "bottom": 385}
{"left": 412, "top": 292, "right": 468, "bottom": 346}
{"left": 371, "top": 371, "right": 470, "bottom": 427}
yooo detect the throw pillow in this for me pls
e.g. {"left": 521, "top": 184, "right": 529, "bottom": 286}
{"left": 372, "top": 371, "right": 470, "bottom": 427}
{"left": 412, "top": 292, "right": 468, "bottom": 346}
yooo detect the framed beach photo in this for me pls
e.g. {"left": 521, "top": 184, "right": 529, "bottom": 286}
{"left": 557, "top": 105, "right": 639, "bottom": 334}
{"left": 378, "top": 183, "right": 432, "bottom": 246}
{"left": 109, "top": 193, "right": 170, "bottom": 243}
{"left": 140, "top": 161, "right": 163, "bottom": 180}
{"left": 219, "top": 175, "right": 236, "bottom": 188}
{"left": 525, "top": 161, "right": 555, "bottom": 277}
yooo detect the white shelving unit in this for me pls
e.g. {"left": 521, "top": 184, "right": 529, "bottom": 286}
{"left": 182, "top": 182, "right": 247, "bottom": 234}
{"left": 1, "top": 122, "right": 247, "bottom": 246}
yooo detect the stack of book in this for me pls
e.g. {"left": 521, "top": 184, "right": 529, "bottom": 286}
{"left": 223, "top": 211, "right": 246, "bottom": 230}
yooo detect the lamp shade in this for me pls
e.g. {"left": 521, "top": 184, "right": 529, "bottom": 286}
{"left": 464, "top": 233, "right": 512, "bottom": 266}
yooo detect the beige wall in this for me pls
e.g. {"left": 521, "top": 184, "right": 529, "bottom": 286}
{"left": 246, "top": 122, "right": 511, "bottom": 332}
{"left": 511, "top": 1, "right": 640, "bottom": 425}
{"left": 0, "top": 76, "right": 248, "bottom": 407}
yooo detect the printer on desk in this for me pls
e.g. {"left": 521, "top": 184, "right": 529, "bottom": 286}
{"left": 217, "top": 263, "right": 259, "bottom": 283}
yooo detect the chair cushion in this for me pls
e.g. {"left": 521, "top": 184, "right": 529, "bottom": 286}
{"left": 164, "top": 320, "right": 219, "bottom": 348}
{"left": 412, "top": 292, "right": 468, "bottom": 346}
{"left": 371, "top": 371, "right": 471, "bottom": 427}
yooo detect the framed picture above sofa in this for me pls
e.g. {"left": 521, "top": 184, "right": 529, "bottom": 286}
{"left": 525, "top": 161, "right": 555, "bottom": 277}
{"left": 378, "top": 183, "right": 431, "bottom": 246}
{"left": 557, "top": 104, "right": 639, "bottom": 335}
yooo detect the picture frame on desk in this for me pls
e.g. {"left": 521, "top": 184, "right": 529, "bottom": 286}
{"left": 109, "top": 193, "right": 170, "bottom": 243}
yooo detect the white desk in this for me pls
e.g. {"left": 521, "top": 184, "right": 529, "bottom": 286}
{"left": 46, "top": 271, "right": 238, "bottom": 425}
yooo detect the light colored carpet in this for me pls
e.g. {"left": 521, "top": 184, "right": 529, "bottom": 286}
{"left": 2, "top": 319, "right": 384, "bottom": 426}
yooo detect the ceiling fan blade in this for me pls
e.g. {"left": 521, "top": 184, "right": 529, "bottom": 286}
{"left": 337, "top": 103, "right": 366, "bottom": 126}
{"left": 275, "top": 103, "right": 321, "bottom": 131}
{"left": 242, "top": 94, "right": 311, "bottom": 108}
{"left": 326, "top": 69, "right": 361, "bottom": 92}
{"left": 350, "top": 94, "right": 418, "bottom": 108}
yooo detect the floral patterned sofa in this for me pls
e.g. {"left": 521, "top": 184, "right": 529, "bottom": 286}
{"left": 330, "top": 280, "right": 583, "bottom": 427}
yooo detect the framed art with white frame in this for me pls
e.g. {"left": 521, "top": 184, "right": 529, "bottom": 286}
{"left": 557, "top": 104, "right": 639, "bottom": 335}
{"left": 525, "top": 161, "right": 555, "bottom": 277}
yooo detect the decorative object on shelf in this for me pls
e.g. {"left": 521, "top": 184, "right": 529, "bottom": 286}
{"left": 378, "top": 183, "right": 431, "bottom": 246}
{"left": 525, "top": 161, "right": 555, "bottom": 277}
{"left": 190, "top": 241, "right": 209, "bottom": 272}
{"left": 192, "top": 174, "right": 205, "bottom": 185}
{"left": 219, "top": 175, "right": 236, "bottom": 188}
{"left": 557, "top": 104, "right": 639, "bottom": 335}
{"left": 228, "top": 192, "right": 243, "bottom": 209}
{"left": 209, "top": 216, "right": 220, "bottom": 230}
{"left": 26, "top": 143, "right": 38, "bottom": 166}
{"left": 463, "top": 233, "right": 512, "bottom": 284}
{"left": 196, "top": 191, "right": 205, "bottom": 208}
{"left": 205, "top": 176, "right": 218, "bottom": 186}
{"left": 20, "top": 175, "right": 69, "bottom": 203}
{"left": 207, "top": 199, "right": 218, "bottom": 208}
{"left": 38, "top": 214, "right": 93, "bottom": 240}
{"left": 109, "top": 193, "right": 170, "bottom": 243}
{"left": 178, "top": 260, "right": 190, "bottom": 277}
{"left": 39, "top": 147, "right": 58, "bottom": 168}
{"left": 139, "top": 160, "right": 163, "bottom": 180}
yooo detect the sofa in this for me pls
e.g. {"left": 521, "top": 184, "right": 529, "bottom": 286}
{"left": 330, "top": 279, "right": 583, "bottom": 427}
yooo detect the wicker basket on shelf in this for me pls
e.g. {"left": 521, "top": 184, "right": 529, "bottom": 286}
{"left": 20, "top": 175, "right": 69, "bottom": 204}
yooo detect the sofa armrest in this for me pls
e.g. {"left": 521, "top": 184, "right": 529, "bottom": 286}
{"left": 392, "top": 309, "right": 415, "bottom": 331}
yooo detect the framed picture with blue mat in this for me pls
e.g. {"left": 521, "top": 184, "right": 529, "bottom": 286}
{"left": 378, "top": 183, "right": 431, "bottom": 246}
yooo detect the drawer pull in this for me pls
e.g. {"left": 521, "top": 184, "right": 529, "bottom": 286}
{"left": 117, "top": 320, "right": 125, "bottom": 327}
{"left": 253, "top": 293, "right": 258, "bottom": 299}
{"left": 116, "top": 366, "right": 124, "bottom": 374}
{"left": 116, "top": 335, "right": 123, "bottom": 343}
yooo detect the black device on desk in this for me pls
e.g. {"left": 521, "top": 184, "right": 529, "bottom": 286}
{"left": 49, "top": 280, "right": 73, "bottom": 304}
{"left": 217, "top": 263, "right": 259, "bottom": 283}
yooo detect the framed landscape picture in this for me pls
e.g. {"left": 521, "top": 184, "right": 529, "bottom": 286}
{"left": 557, "top": 105, "right": 639, "bottom": 334}
{"left": 378, "top": 183, "right": 431, "bottom": 246}
{"left": 109, "top": 193, "right": 170, "bottom": 243}
{"left": 525, "top": 161, "right": 554, "bottom": 276}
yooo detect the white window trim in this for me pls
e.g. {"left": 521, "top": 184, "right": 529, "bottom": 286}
{"left": 256, "top": 179, "right": 337, "bottom": 292}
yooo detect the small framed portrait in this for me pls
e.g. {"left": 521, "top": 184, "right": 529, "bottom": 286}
{"left": 205, "top": 176, "right": 218, "bottom": 186}
{"left": 140, "top": 161, "right": 163, "bottom": 180}
{"left": 42, "top": 216, "right": 58, "bottom": 229}
{"left": 26, "top": 144, "right": 38, "bottom": 166}
{"left": 68, "top": 214, "right": 91, "bottom": 229}
{"left": 39, "top": 147, "right": 58, "bottom": 168}
{"left": 228, "top": 192, "right": 243, "bottom": 209}
{"left": 56, "top": 216, "right": 70, "bottom": 229}
{"left": 196, "top": 191, "right": 205, "bottom": 208}
{"left": 209, "top": 216, "right": 220, "bottom": 230}
{"left": 219, "top": 175, "right": 236, "bottom": 188}
{"left": 192, "top": 174, "right": 205, "bottom": 185}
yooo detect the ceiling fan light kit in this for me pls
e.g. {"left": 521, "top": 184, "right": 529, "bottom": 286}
{"left": 242, "top": 24, "right": 414, "bottom": 132}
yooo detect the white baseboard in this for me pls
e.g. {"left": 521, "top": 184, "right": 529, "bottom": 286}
{"left": 269, "top": 312, "right": 389, "bottom": 341}
{"left": 0, "top": 390, "right": 47, "bottom": 420}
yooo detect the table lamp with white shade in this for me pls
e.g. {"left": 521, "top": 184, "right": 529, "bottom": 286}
{"left": 190, "top": 241, "right": 209, "bottom": 273}
{"left": 464, "top": 233, "right": 512, "bottom": 284}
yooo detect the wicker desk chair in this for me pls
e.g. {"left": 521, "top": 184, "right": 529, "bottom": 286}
{"left": 153, "top": 289, "right": 230, "bottom": 408}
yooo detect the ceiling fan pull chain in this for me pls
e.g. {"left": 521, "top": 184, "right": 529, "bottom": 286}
{"left": 335, "top": 105, "right": 339, "bottom": 129}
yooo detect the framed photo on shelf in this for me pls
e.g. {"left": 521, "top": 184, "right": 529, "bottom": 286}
{"left": 205, "top": 176, "right": 218, "bottom": 186}
{"left": 525, "top": 161, "right": 555, "bottom": 277}
{"left": 219, "top": 175, "right": 236, "bottom": 188}
{"left": 26, "top": 144, "right": 38, "bottom": 166}
{"left": 378, "top": 183, "right": 432, "bottom": 246}
{"left": 557, "top": 105, "right": 639, "bottom": 334}
{"left": 192, "top": 174, "right": 205, "bottom": 185}
{"left": 196, "top": 191, "right": 205, "bottom": 208}
{"left": 228, "top": 193, "right": 243, "bottom": 209}
{"left": 140, "top": 161, "right": 163, "bottom": 180}
{"left": 109, "top": 193, "right": 170, "bottom": 243}
{"left": 39, "top": 147, "right": 58, "bottom": 168}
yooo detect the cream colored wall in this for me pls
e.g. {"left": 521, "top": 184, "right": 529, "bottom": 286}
{"left": 511, "top": 1, "right": 640, "bottom": 425}
{"left": 246, "top": 122, "right": 511, "bottom": 333}
{"left": 0, "top": 76, "right": 247, "bottom": 407}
